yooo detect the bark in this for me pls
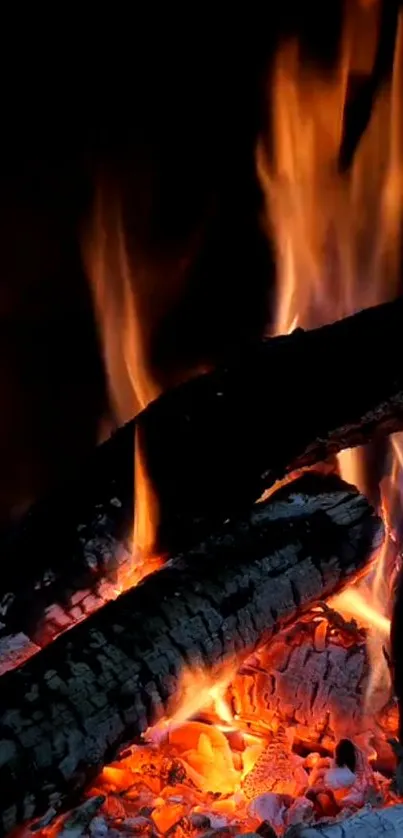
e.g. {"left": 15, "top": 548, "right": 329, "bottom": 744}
{"left": 138, "top": 296, "right": 403, "bottom": 549}
{"left": 285, "top": 804, "right": 403, "bottom": 837}
{"left": 0, "top": 474, "right": 380, "bottom": 836}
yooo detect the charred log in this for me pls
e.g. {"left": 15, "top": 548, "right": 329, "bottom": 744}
{"left": 2, "top": 296, "right": 403, "bottom": 628}
{"left": 138, "top": 296, "right": 403, "bottom": 549}
{"left": 0, "top": 421, "right": 134, "bottom": 656}
{"left": 0, "top": 474, "right": 380, "bottom": 836}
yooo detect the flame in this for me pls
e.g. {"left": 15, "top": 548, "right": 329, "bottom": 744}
{"left": 84, "top": 180, "right": 167, "bottom": 582}
{"left": 259, "top": 0, "right": 403, "bottom": 711}
{"left": 331, "top": 588, "right": 390, "bottom": 638}
{"left": 147, "top": 662, "right": 238, "bottom": 744}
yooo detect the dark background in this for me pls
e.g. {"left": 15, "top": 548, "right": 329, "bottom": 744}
{"left": 0, "top": 3, "right": 385, "bottom": 527}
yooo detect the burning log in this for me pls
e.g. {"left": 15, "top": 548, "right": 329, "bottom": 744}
{"left": 0, "top": 474, "right": 380, "bottom": 836}
{"left": 0, "top": 420, "right": 134, "bottom": 660}
{"left": 1, "top": 297, "right": 402, "bottom": 641}
{"left": 138, "top": 296, "right": 403, "bottom": 549}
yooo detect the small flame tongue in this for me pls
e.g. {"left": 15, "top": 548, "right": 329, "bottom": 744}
{"left": 258, "top": 0, "right": 403, "bottom": 711}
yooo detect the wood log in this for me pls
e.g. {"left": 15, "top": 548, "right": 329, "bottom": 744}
{"left": 0, "top": 474, "right": 380, "bottom": 836}
{"left": 0, "top": 420, "right": 134, "bottom": 657}
{"left": 1, "top": 296, "right": 403, "bottom": 637}
{"left": 285, "top": 804, "right": 403, "bottom": 837}
{"left": 138, "top": 296, "right": 403, "bottom": 549}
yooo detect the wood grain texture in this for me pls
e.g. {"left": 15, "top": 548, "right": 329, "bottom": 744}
{"left": 0, "top": 474, "right": 381, "bottom": 836}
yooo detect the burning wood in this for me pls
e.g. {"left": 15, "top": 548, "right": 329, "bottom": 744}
{"left": 229, "top": 605, "right": 393, "bottom": 755}
{"left": 1, "top": 6, "right": 402, "bottom": 838}
{"left": 0, "top": 421, "right": 146, "bottom": 669}
{"left": 2, "top": 293, "right": 403, "bottom": 616}
{"left": 18, "top": 608, "right": 399, "bottom": 838}
{"left": 135, "top": 295, "right": 403, "bottom": 550}
{"left": 0, "top": 473, "right": 380, "bottom": 836}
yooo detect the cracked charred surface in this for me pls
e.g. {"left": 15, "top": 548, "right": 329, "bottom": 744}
{"left": 0, "top": 474, "right": 381, "bottom": 836}
{"left": 230, "top": 607, "right": 377, "bottom": 751}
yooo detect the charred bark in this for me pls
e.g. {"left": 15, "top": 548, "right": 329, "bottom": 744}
{"left": 0, "top": 474, "right": 380, "bottom": 836}
{"left": 138, "top": 296, "right": 403, "bottom": 549}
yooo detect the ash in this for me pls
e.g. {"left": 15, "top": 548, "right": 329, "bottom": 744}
{"left": 23, "top": 607, "right": 403, "bottom": 838}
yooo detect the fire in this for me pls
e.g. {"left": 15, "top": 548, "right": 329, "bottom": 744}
{"left": 258, "top": 0, "right": 403, "bottom": 710}
{"left": 52, "top": 609, "right": 398, "bottom": 838}
{"left": 331, "top": 588, "right": 390, "bottom": 638}
{"left": 84, "top": 180, "right": 167, "bottom": 581}
{"left": 50, "top": 7, "right": 403, "bottom": 836}
{"left": 146, "top": 663, "right": 238, "bottom": 745}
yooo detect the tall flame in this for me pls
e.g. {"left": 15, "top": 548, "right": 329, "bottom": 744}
{"left": 84, "top": 181, "right": 165, "bottom": 571}
{"left": 259, "top": 0, "right": 403, "bottom": 709}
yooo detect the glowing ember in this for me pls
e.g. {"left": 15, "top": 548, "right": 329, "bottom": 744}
{"left": 147, "top": 663, "right": 238, "bottom": 745}
{"left": 24, "top": 609, "right": 400, "bottom": 838}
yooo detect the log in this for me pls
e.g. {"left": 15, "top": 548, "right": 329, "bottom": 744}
{"left": 0, "top": 420, "right": 134, "bottom": 659}
{"left": 2, "top": 297, "right": 403, "bottom": 634}
{"left": 0, "top": 474, "right": 380, "bottom": 836}
{"left": 285, "top": 804, "right": 403, "bottom": 837}
{"left": 138, "top": 296, "right": 403, "bottom": 549}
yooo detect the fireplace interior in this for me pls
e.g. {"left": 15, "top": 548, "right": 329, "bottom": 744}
{"left": 2, "top": 2, "right": 403, "bottom": 837}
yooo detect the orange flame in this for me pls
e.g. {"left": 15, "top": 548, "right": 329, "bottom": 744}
{"left": 84, "top": 181, "right": 166, "bottom": 580}
{"left": 147, "top": 662, "right": 238, "bottom": 744}
{"left": 259, "top": 0, "right": 403, "bottom": 710}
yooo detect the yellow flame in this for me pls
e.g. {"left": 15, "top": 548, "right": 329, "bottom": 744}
{"left": 261, "top": 0, "right": 403, "bottom": 710}
{"left": 331, "top": 588, "right": 390, "bottom": 637}
{"left": 147, "top": 663, "right": 237, "bottom": 744}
